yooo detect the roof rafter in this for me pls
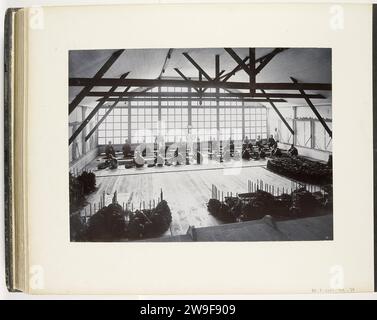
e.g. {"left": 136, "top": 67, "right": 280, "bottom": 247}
{"left": 291, "top": 77, "right": 332, "bottom": 138}
{"left": 69, "top": 49, "right": 124, "bottom": 115}
{"left": 69, "top": 72, "right": 129, "bottom": 145}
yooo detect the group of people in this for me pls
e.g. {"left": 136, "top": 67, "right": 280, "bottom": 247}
{"left": 102, "top": 128, "right": 300, "bottom": 170}
{"left": 105, "top": 139, "right": 132, "bottom": 159}
{"left": 242, "top": 131, "right": 299, "bottom": 160}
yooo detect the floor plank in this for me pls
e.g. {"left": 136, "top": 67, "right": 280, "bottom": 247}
{"left": 80, "top": 158, "right": 323, "bottom": 237}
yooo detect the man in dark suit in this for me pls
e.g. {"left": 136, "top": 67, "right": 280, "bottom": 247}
{"left": 122, "top": 139, "right": 132, "bottom": 158}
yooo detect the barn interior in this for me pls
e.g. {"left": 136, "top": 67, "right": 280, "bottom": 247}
{"left": 68, "top": 48, "right": 333, "bottom": 242}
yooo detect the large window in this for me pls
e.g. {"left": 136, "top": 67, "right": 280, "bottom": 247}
{"left": 96, "top": 91, "right": 268, "bottom": 145}
{"left": 244, "top": 107, "right": 267, "bottom": 140}
{"left": 296, "top": 120, "right": 312, "bottom": 148}
{"left": 161, "top": 107, "right": 188, "bottom": 143}
{"left": 219, "top": 107, "right": 242, "bottom": 141}
{"left": 98, "top": 107, "right": 128, "bottom": 145}
{"left": 314, "top": 120, "right": 332, "bottom": 151}
{"left": 130, "top": 105, "right": 158, "bottom": 143}
{"left": 278, "top": 119, "right": 294, "bottom": 144}
{"left": 191, "top": 108, "right": 217, "bottom": 142}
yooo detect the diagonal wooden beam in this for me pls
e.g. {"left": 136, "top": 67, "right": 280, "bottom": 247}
{"left": 85, "top": 86, "right": 131, "bottom": 142}
{"left": 255, "top": 48, "right": 285, "bottom": 74}
{"left": 69, "top": 73, "right": 129, "bottom": 145}
{"left": 261, "top": 89, "right": 294, "bottom": 135}
{"left": 221, "top": 56, "right": 250, "bottom": 82}
{"left": 224, "top": 48, "right": 252, "bottom": 77}
{"left": 69, "top": 49, "right": 124, "bottom": 115}
{"left": 158, "top": 49, "right": 173, "bottom": 79}
{"left": 221, "top": 48, "right": 288, "bottom": 82}
{"left": 183, "top": 52, "right": 213, "bottom": 82}
{"left": 290, "top": 77, "right": 332, "bottom": 138}
{"left": 174, "top": 68, "right": 201, "bottom": 93}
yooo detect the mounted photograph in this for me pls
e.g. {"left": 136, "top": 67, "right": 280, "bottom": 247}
{"left": 68, "top": 47, "right": 333, "bottom": 242}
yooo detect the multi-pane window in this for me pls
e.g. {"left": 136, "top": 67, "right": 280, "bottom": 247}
{"left": 278, "top": 119, "right": 294, "bottom": 144}
{"left": 244, "top": 107, "right": 268, "bottom": 140}
{"left": 161, "top": 107, "right": 188, "bottom": 143}
{"left": 161, "top": 87, "right": 189, "bottom": 107}
{"left": 191, "top": 108, "right": 217, "bottom": 142}
{"left": 296, "top": 120, "right": 312, "bottom": 148}
{"left": 97, "top": 107, "right": 128, "bottom": 145}
{"left": 314, "top": 120, "right": 332, "bottom": 151}
{"left": 219, "top": 107, "right": 242, "bottom": 140}
{"left": 130, "top": 105, "right": 158, "bottom": 143}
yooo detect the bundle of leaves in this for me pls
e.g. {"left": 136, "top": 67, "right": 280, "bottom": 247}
{"left": 127, "top": 200, "right": 172, "bottom": 239}
{"left": 70, "top": 212, "right": 87, "bottom": 241}
{"left": 77, "top": 171, "right": 96, "bottom": 194}
{"left": 69, "top": 173, "right": 85, "bottom": 211}
{"left": 86, "top": 203, "right": 126, "bottom": 241}
{"left": 207, "top": 199, "right": 235, "bottom": 222}
{"left": 289, "top": 188, "right": 322, "bottom": 217}
{"left": 270, "top": 193, "right": 292, "bottom": 216}
{"left": 321, "top": 184, "right": 333, "bottom": 213}
{"left": 239, "top": 190, "right": 275, "bottom": 221}
{"left": 267, "top": 155, "right": 332, "bottom": 185}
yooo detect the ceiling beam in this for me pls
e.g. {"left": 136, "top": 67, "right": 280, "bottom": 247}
{"left": 291, "top": 77, "right": 332, "bottom": 138}
{"left": 68, "top": 49, "right": 124, "bottom": 115}
{"left": 261, "top": 89, "right": 294, "bottom": 135}
{"left": 69, "top": 73, "right": 129, "bottom": 145}
{"left": 98, "top": 97, "right": 287, "bottom": 103}
{"left": 88, "top": 91, "right": 325, "bottom": 99}
{"left": 69, "top": 77, "right": 332, "bottom": 91}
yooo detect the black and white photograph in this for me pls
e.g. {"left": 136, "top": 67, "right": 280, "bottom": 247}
{"left": 68, "top": 47, "right": 333, "bottom": 242}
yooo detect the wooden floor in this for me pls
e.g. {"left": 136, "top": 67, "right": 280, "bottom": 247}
{"left": 81, "top": 158, "right": 321, "bottom": 237}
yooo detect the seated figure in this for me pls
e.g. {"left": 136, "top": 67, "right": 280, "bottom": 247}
{"left": 122, "top": 139, "right": 132, "bottom": 158}
{"left": 259, "top": 147, "right": 266, "bottom": 159}
{"left": 105, "top": 141, "right": 116, "bottom": 159}
{"left": 271, "top": 143, "right": 282, "bottom": 157}
{"left": 288, "top": 144, "right": 298, "bottom": 157}
{"left": 268, "top": 135, "right": 276, "bottom": 149}
{"left": 255, "top": 135, "right": 263, "bottom": 149}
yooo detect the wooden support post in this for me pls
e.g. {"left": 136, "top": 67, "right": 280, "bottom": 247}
{"left": 249, "top": 48, "right": 256, "bottom": 96}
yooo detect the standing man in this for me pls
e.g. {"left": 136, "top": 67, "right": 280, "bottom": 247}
{"left": 273, "top": 128, "right": 280, "bottom": 144}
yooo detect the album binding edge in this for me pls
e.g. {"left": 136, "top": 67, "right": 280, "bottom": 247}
{"left": 4, "top": 7, "right": 22, "bottom": 293}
